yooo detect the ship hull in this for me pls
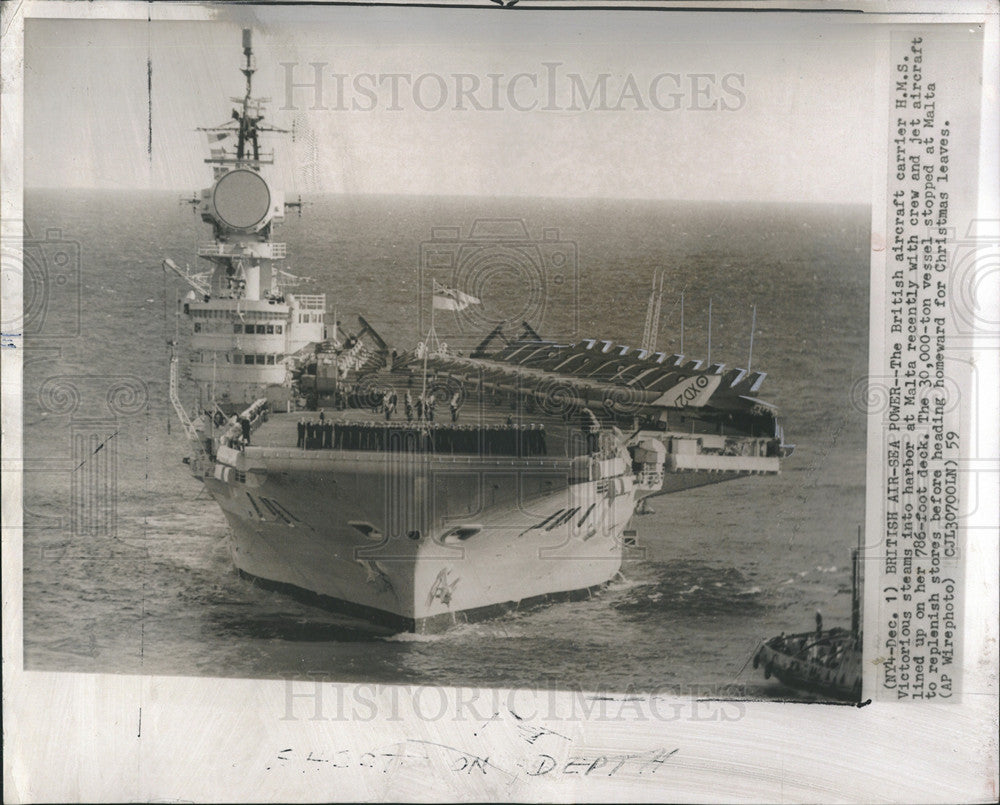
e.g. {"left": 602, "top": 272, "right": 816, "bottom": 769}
{"left": 234, "top": 569, "right": 612, "bottom": 634}
{"left": 204, "top": 451, "right": 634, "bottom": 633}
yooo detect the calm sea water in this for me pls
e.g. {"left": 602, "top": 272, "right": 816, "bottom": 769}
{"left": 21, "top": 190, "right": 869, "bottom": 695}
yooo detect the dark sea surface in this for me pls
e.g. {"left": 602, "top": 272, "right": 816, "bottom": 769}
{"left": 21, "top": 190, "right": 869, "bottom": 696}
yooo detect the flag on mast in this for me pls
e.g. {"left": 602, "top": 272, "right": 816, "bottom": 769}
{"left": 202, "top": 128, "right": 234, "bottom": 145}
{"left": 432, "top": 280, "right": 480, "bottom": 311}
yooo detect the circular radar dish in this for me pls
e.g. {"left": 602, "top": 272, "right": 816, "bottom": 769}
{"left": 212, "top": 169, "right": 272, "bottom": 230}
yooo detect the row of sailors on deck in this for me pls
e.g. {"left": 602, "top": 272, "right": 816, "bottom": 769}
{"left": 296, "top": 420, "right": 548, "bottom": 455}
{"left": 365, "top": 389, "right": 464, "bottom": 423}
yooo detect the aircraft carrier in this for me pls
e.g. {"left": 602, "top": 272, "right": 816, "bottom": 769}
{"left": 164, "top": 30, "right": 793, "bottom": 633}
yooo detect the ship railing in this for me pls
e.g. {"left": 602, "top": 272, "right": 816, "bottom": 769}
{"left": 238, "top": 448, "right": 574, "bottom": 472}
{"left": 198, "top": 242, "right": 287, "bottom": 259}
{"left": 198, "top": 242, "right": 227, "bottom": 257}
{"left": 293, "top": 294, "right": 326, "bottom": 310}
{"left": 167, "top": 349, "right": 203, "bottom": 446}
{"left": 205, "top": 154, "right": 275, "bottom": 166}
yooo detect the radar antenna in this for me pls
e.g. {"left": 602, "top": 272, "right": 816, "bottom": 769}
{"left": 196, "top": 29, "right": 289, "bottom": 170}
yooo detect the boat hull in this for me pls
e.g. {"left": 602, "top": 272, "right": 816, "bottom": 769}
{"left": 753, "top": 629, "right": 862, "bottom": 701}
{"left": 234, "top": 569, "right": 612, "bottom": 634}
{"left": 204, "top": 451, "right": 634, "bottom": 632}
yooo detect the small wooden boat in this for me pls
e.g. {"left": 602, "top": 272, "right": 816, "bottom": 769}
{"left": 753, "top": 530, "right": 864, "bottom": 702}
{"left": 753, "top": 625, "right": 862, "bottom": 701}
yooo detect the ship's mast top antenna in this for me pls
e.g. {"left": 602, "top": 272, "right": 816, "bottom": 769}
{"left": 200, "top": 28, "right": 288, "bottom": 170}
{"left": 237, "top": 29, "right": 257, "bottom": 162}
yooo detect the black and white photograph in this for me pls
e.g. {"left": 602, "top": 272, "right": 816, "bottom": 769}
{"left": 3, "top": 1, "right": 997, "bottom": 802}
{"left": 19, "top": 9, "right": 872, "bottom": 695}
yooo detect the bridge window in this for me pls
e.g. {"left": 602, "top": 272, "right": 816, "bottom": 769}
{"left": 265, "top": 324, "right": 274, "bottom": 334}
{"left": 244, "top": 355, "right": 254, "bottom": 365}
{"left": 193, "top": 323, "right": 201, "bottom": 333}
{"left": 275, "top": 324, "right": 283, "bottom": 334}
{"left": 255, "top": 354, "right": 265, "bottom": 365}
{"left": 266, "top": 355, "right": 276, "bottom": 365}
{"left": 234, "top": 324, "right": 243, "bottom": 333}
{"left": 256, "top": 324, "right": 266, "bottom": 334}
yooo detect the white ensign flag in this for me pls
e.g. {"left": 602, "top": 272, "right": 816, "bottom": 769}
{"left": 432, "top": 281, "right": 480, "bottom": 311}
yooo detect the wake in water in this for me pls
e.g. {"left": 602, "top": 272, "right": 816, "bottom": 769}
{"left": 382, "top": 620, "right": 529, "bottom": 643}
{"left": 211, "top": 613, "right": 388, "bottom": 643}
{"left": 611, "top": 559, "right": 769, "bottom": 617}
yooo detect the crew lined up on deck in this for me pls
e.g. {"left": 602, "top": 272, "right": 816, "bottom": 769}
{"left": 295, "top": 420, "right": 548, "bottom": 456}
{"left": 328, "top": 386, "right": 458, "bottom": 423}
{"left": 357, "top": 384, "right": 464, "bottom": 424}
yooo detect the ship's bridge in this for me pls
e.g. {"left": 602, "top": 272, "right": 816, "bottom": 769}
{"left": 182, "top": 294, "right": 326, "bottom": 408}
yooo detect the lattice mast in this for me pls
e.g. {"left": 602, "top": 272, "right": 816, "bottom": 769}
{"left": 641, "top": 269, "right": 665, "bottom": 353}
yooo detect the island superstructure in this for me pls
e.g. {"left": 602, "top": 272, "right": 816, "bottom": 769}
{"left": 164, "top": 29, "right": 794, "bottom": 633}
